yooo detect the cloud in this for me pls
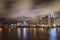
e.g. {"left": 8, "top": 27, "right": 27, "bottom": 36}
{"left": 0, "top": 0, "right": 60, "bottom": 20}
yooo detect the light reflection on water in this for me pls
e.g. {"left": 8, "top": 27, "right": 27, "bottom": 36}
{"left": 23, "top": 28, "right": 27, "bottom": 40}
{"left": 49, "top": 28, "right": 57, "bottom": 40}
{"left": 1, "top": 27, "right": 60, "bottom": 40}
{"left": 17, "top": 28, "right": 21, "bottom": 40}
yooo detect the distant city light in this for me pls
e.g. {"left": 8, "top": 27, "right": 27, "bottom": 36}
{"left": 50, "top": 12, "right": 54, "bottom": 18}
{"left": 53, "top": 24, "right": 56, "bottom": 27}
{"left": 11, "top": 24, "right": 14, "bottom": 25}
{"left": 23, "top": 21, "right": 26, "bottom": 24}
{"left": 17, "top": 22, "right": 21, "bottom": 26}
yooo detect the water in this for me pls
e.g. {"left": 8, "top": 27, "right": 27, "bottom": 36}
{"left": 0, "top": 27, "right": 60, "bottom": 40}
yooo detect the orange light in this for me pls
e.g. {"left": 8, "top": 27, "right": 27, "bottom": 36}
{"left": 9, "top": 28, "right": 10, "bottom": 32}
{"left": 0, "top": 28, "right": 2, "bottom": 31}
{"left": 40, "top": 25, "right": 44, "bottom": 26}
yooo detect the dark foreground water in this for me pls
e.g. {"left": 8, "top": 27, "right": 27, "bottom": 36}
{"left": 0, "top": 27, "right": 60, "bottom": 40}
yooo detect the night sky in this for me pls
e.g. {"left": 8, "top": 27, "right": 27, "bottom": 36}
{"left": 0, "top": 0, "right": 60, "bottom": 20}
